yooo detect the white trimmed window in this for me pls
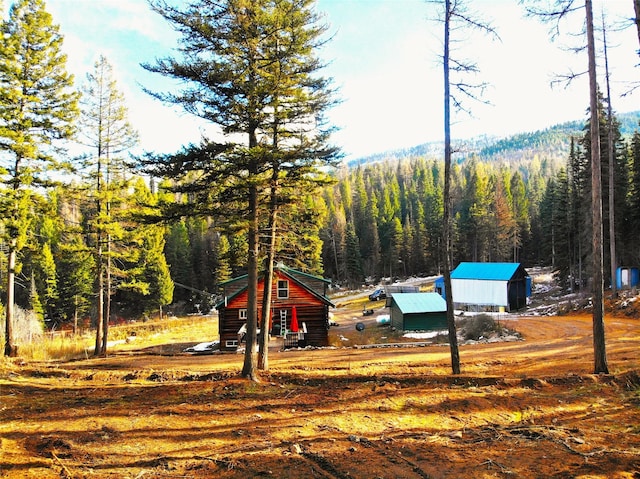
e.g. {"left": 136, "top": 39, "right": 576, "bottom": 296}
{"left": 239, "top": 309, "right": 247, "bottom": 320}
{"left": 277, "top": 280, "right": 289, "bottom": 299}
{"left": 225, "top": 340, "right": 238, "bottom": 348}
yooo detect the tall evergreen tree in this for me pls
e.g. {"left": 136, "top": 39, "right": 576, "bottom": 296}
{"left": 116, "top": 178, "right": 174, "bottom": 319}
{"left": 56, "top": 236, "right": 95, "bottom": 333}
{"left": 164, "top": 221, "right": 195, "bottom": 302}
{"left": 552, "top": 168, "right": 573, "bottom": 289}
{"left": 142, "top": 0, "right": 337, "bottom": 380}
{"left": 344, "top": 221, "right": 364, "bottom": 287}
{"left": 0, "top": 0, "right": 79, "bottom": 356}
{"left": 214, "top": 233, "right": 232, "bottom": 286}
{"left": 628, "top": 128, "right": 640, "bottom": 262}
{"left": 321, "top": 196, "right": 347, "bottom": 283}
{"left": 35, "top": 241, "right": 57, "bottom": 322}
{"left": 525, "top": 0, "right": 608, "bottom": 373}
{"left": 351, "top": 168, "right": 380, "bottom": 278}
{"left": 510, "top": 171, "right": 529, "bottom": 262}
{"left": 491, "top": 177, "right": 517, "bottom": 262}
{"left": 79, "top": 54, "right": 138, "bottom": 356}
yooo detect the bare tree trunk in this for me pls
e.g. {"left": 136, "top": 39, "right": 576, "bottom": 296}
{"left": 102, "top": 233, "right": 111, "bottom": 355}
{"left": 258, "top": 183, "right": 278, "bottom": 370}
{"left": 602, "top": 16, "right": 617, "bottom": 297}
{"left": 634, "top": 0, "right": 640, "bottom": 54}
{"left": 586, "top": 0, "right": 609, "bottom": 374}
{"left": 94, "top": 243, "right": 104, "bottom": 356}
{"left": 242, "top": 122, "right": 260, "bottom": 380}
{"left": 73, "top": 295, "right": 78, "bottom": 335}
{"left": 242, "top": 182, "right": 260, "bottom": 381}
{"left": 258, "top": 242, "right": 275, "bottom": 371}
{"left": 443, "top": 0, "right": 461, "bottom": 375}
{"left": 4, "top": 161, "right": 22, "bottom": 358}
{"left": 4, "top": 243, "right": 17, "bottom": 357}
{"left": 102, "top": 149, "right": 112, "bottom": 356}
{"left": 94, "top": 149, "right": 105, "bottom": 356}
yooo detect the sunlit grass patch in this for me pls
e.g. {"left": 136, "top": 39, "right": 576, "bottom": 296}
{"left": 20, "top": 333, "right": 94, "bottom": 361}
{"left": 1, "top": 315, "right": 218, "bottom": 362}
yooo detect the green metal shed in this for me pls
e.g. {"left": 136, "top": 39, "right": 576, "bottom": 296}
{"left": 390, "top": 293, "right": 448, "bottom": 331}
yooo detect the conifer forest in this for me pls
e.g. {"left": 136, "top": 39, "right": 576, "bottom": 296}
{"left": 1, "top": 0, "right": 640, "bottom": 350}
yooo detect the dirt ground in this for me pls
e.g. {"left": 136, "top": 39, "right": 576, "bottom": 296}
{"left": 1, "top": 303, "right": 640, "bottom": 478}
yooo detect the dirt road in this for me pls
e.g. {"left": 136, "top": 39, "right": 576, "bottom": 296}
{"left": 1, "top": 313, "right": 639, "bottom": 478}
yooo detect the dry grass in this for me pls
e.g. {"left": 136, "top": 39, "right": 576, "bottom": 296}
{"left": 1, "top": 287, "right": 640, "bottom": 478}
{"left": 0, "top": 315, "right": 218, "bottom": 362}
{"left": 1, "top": 313, "right": 639, "bottom": 479}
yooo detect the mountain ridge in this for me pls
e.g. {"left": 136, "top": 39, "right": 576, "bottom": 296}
{"left": 346, "top": 110, "right": 640, "bottom": 168}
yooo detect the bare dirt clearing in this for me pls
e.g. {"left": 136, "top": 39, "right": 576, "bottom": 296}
{"left": 1, "top": 306, "right": 640, "bottom": 478}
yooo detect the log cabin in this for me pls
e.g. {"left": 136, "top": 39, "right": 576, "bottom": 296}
{"left": 216, "top": 264, "right": 334, "bottom": 352}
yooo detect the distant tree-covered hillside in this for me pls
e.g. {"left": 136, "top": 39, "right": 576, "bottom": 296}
{"left": 348, "top": 111, "right": 640, "bottom": 168}
{"left": 327, "top": 108, "right": 640, "bottom": 291}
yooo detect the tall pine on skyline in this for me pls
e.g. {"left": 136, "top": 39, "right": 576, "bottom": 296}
{"left": 142, "top": 0, "right": 338, "bottom": 380}
{"left": 0, "top": 0, "right": 79, "bottom": 356}
{"left": 78, "top": 54, "right": 139, "bottom": 356}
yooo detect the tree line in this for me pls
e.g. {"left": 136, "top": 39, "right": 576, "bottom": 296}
{"left": 320, "top": 107, "right": 640, "bottom": 292}
{"left": 3, "top": 92, "right": 637, "bottom": 332}
{"left": 2, "top": 0, "right": 639, "bottom": 377}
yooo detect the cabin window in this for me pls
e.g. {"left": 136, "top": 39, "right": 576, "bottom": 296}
{"left": 277, "top": 280, "right": 289, "bottom": 299}
{"left": 225, "top": 340, "right": 238, "bottom": 348}
{"left": 239, "top": 309, "right": 247, "bottom": 320}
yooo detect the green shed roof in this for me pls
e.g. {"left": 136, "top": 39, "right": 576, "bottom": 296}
{"left": 392, "top": 292, "right": 447, "bottom": 314}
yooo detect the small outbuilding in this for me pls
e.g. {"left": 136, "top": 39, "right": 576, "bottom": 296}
{"left": 216, "top": 265, "right": 334, "bottom": 352}
{"left": 384, "top": 284, "right": 419, "bottom": 307}
{"left": 390, "top": 292, "right": 448, "bottom": 331}
{"left": 448, "top": 262, "right": 530, "bottom": 312}
{"left": 616, "top": 266, "right": 640, "bottom": 290}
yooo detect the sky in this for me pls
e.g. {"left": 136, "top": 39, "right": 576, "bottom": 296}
{"left": 37, "top": 0, "right": 640, "bottom": 161}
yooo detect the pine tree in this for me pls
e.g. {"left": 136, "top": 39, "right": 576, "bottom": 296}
{"left": 28, "top": 272, "right": 44, "bottom": 327}
{"left": 214, "top": 233, "right": 232, "bottom": 286}
{"left": 510, "top": 172, "right": 529, "bottom": 262}
{"left": 56, "top": 236, "right": 95, "bottom": 334}
{"left": 164, "top": 221, "right": 195, "bottom": 303}
{"left": 35, "top": 242, "right": 58, "bottom": 322}
{"left": 79, "top": 55, "right": 138, "bottom": 356}
{"left": 321, "top": 196, "right": 347, "bottom": 283}
{"left": 344, "top": 222, "right": 364, "bottom": 287}
{"left": 351, "top": 168, "right": 380, "bottom": 278}
{"left": 116, "top": 178, "right": 174, "bottom": 319}
{"left": 23, "top": 191, "right": 62, "bottom": 325}
{"left": 628, "top": 129, "right": 640, "bottom": 261}
{"left": 552, "top": 168, "right": 573, "bottom": 289}
{"left": 524, "top": 0, "right": 608, "bottom": 373}
{"left": 141, "top": 227, "right": 174, "bottom": 319}
{"left": 492, "top": 177, "right": 517, "bottom": 262}
{"left": 142, "top": 0, "right": 338, "bottom": 380}
{"left": 586, "top": 0, "right": 608, "bottom": 374}
{"left": 0, "top": 0, "right": 79, "bottom": 356}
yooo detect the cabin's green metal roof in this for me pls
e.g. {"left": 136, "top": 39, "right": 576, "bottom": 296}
{"left": 392, "top": 292, "right": 447, "bottom": 314}
{"left": 217, "top": 264, "right": 330, "bottom": 286}
{"left": 451, "top": 262, "right": 525, "bottom": 281}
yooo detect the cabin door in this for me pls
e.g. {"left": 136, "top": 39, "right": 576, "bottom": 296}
{"left": 621, "top": 268, "right": 631, "bottom": 288}
{"left": 279, "top": 309, "right": 287, "bottom": 337}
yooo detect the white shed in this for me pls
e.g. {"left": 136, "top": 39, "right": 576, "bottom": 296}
{"left": 450, "top": 262, "right": 529, "bottom": 311}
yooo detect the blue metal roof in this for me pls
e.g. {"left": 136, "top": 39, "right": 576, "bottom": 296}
{"left": 451, "top": 262, "right": 524, "bottom": 281}
{"left": 392, "top": 292, "right": 447, "bottom": 314}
